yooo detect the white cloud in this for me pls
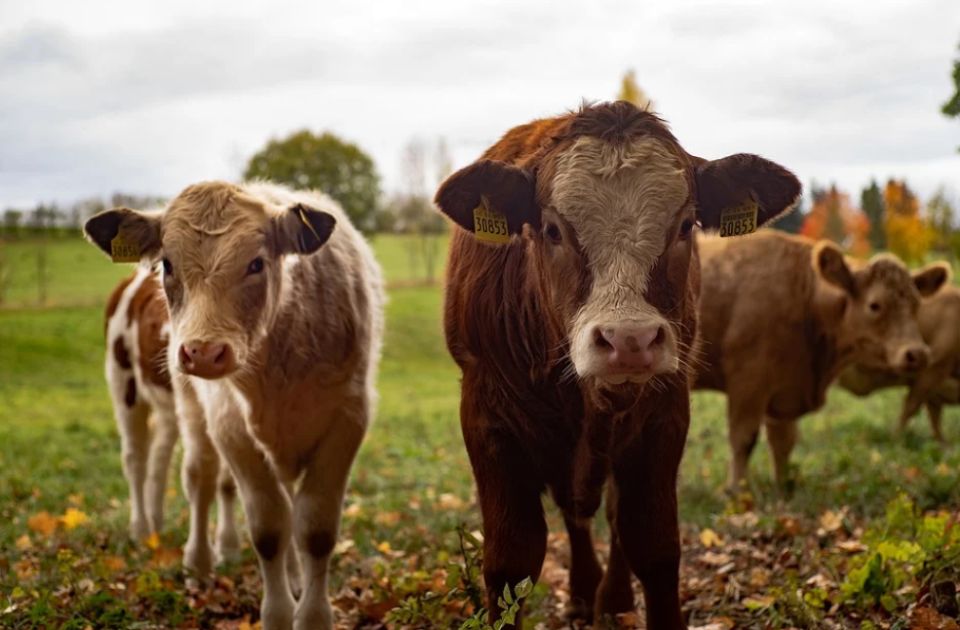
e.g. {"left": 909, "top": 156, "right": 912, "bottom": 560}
{"left": 1, "top": 0, "right": 958, "bottom": 208}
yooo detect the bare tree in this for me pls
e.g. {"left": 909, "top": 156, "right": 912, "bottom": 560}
{"left": 395, "top": 137, "right": 450, "bottom": 284}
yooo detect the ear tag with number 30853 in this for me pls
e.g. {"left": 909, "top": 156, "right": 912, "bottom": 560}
{"left": 110, "top": 230, "right": 141, "bottom": 263}
{"left": 472, "top": 197, "right": 510, "bottom": 244}
{"left": 719, "top": 199, "right": 759, "bottom": 238}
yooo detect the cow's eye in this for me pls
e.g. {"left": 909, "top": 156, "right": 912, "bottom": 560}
{"left": 162, "top": 258, "right": 173, "bottom": 276}
{"left": 247, "top": 257, "right": 264, "bottom": 275}
{"left": 679, "top": 218, "right": 695, "bottom": 240}
{"left": 544, "top": 223, "right": 562, "bottom": 244}
{"left": 868, "top": 301, "right": 881, "bottom": 313}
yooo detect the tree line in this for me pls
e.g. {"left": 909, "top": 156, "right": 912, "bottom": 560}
{"left": 773, "top": 180, "right": 960, "bottom": 264}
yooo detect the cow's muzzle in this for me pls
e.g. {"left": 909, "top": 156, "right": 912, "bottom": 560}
{"left": 179, "top": 340, "right": 237, "bottom": 379}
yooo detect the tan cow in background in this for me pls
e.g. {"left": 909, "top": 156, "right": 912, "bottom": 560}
{"left": 694, "top": 230, "right": 947, "bottom": 490}
{"left": 86, "top": 181, "right": 384, "bottom": 630}
{"left": 838, "top": 270, "right": 959, "bottom": 442}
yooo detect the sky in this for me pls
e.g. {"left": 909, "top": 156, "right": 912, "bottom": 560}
{"left": 1, "top": 0, "right": 958, "bottom": 210}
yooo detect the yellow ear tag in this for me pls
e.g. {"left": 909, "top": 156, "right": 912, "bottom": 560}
{"left": 719, "top": 199, "right": 759, "bottom": 238}
{"left": 473, "top": 197, "right": 510, "bottom": 244}
{"left": 110, "top": 231, "right": 141, "bottom": 263}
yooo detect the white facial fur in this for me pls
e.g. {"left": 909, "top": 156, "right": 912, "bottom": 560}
{"left": 551, "top": 136, "right": 690, "bottom": 381}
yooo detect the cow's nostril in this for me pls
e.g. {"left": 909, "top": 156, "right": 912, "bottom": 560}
{"left": 179, "top": 345, "right": 192, "bottom": 365}
{"left": 652, "top": 326, "right": 666, "bottom": 347}
{"left": 905, "top": 351, "right": 916, "bottom": 365}
{"left": 594, "top": 328, "right": 614, "bottom": 350}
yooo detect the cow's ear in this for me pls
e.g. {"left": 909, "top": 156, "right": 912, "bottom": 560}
{"left": 913, "top": 261, "right": 951, "bottom": 297}
{"left": 274, "top": 203, "right": 337, "bottom": 255}
{"left": 434, "top": 159, "right": 539, "bottom": 243}
{"left": 695, "top": 153, "right": 801, "bottom": 232}
{"left": 814, "top": 241, "right": 857, "bottom": 295}
{"left": 84, "top": 207, "right": 161, "bottom": 262}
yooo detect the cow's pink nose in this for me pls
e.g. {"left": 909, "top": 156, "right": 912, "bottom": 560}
{"left": 897, "top": 345, "right": 929, "bottom": 372}
{"left": 593, "top": 323, "right": 666, "bottom": 374}
{"left": 179, "top": 341, "right": 236, "bottom": 379}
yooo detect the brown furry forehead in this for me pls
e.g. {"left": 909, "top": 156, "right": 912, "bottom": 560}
{"left": 859, "top": 256, "right": 917, "bottom": 298}
{"left": 525, "top": 101, "right": 690, "bottom": 178}
{"left": 561, "top": 101, "right": 679, "bottom": 146}
{"left": 165, "top": 181, "right": 268, "bottom": 236}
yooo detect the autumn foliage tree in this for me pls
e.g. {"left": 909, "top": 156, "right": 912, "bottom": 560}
{"left": 884, "top": 179, "right": 933, "bottom": 264}
{"left": 618, "top": 69, "right": 653, "bottom": 110}
{"left": 800, "top": 185, "right": 871, "bottom": 257}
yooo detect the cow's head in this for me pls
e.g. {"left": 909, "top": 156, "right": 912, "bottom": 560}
{"left": 84, "top": 181, "right": 336, "bottom": 379}
{"left": 813, "top": 244, "right": 948, "bottom": 373}
{"left": 436, "top": 101, "right": 800, "bottom": 387}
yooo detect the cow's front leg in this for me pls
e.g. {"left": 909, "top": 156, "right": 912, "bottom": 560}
{"left": 145, "top": 409, "right": 179, "bottom": 534}
{"left": 898, "top": 385, "right": 926, "bottom": 435}
{"left": 462, "top": 406, "right": 547, "bottom": 624}
{"left": 292, "top": 407, "right": 365, "bottom": 630}
{"left": 212, "top": 423, "right": 295, "bottom": 630}
{"left": 612, "top": 400, "right": 688, "bottom": 630}
{"left": 561, "top": 514, "right": 603, "bottom": 622}
{"left": 926, "top": 401, "right": 946, "bottom": 444}
{"left": 177, "top": 386, "right": 218, "bottom": 575}
{"left": 215, "top": 467, "right": 241, "bottom": 562}
{"left": 595, "top": 482, "right": 634, "bottom": 621}
{"left": 726, "top": 391, "right": 765, "bottom": 491}
{"left": 899, "top": 372, "right": 945, "bottom": 441}
{"left": 765, "top": 417, "right": 798, "bottom": 493}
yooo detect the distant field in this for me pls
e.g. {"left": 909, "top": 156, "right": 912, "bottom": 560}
{"left": 1, "top": 234, "right": 959, "bottom": 628}
{"left": 0, "top": 233, "right": 449, "bottom": 309}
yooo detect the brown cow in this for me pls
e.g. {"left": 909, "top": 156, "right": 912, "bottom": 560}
{"left": 695, "top": 231, "right": 948, "bottom": 490}
{"left": 838, "top": 268, "right": 958, "bottom": 442}
{"left": 435, "top": 101, "right": 800, "bottom": 628}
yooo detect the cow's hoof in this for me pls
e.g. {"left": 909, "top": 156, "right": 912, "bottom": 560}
{"left": 564, "top": 596, "right": 594, "bottom": 623}
{"left": 183, "top": 540, "right": 214, "bottom": 576}
{"left": 129, "top": 519, "right": 150, "bottom": 541}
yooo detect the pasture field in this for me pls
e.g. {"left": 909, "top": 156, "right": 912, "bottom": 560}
{"left": 1, "top": 234, "right": 959, "bottom": 629}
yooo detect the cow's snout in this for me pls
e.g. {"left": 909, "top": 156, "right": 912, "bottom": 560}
{"left": 895, "top": 344, "right": 929, "bottom": 373}
{"left": 179, "top": 340, "right": 237, "bottom": 379}
{"left": 592, "top": 322, "right": 666, "bottom": 375}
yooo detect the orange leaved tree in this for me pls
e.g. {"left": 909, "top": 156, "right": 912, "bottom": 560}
{"left": 884, "top": 179, "right": 933, "bottom": 264}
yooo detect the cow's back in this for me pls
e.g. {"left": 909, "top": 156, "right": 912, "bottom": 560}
{"left": 695, "top": 231, "right": 833, "bottom": 416}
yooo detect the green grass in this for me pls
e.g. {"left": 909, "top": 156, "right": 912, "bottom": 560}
{"left": 1, "top": 235, "right": 959, "bottom": 628}
{"left": 1, "top": 236, "right": 130, "bottom": 308}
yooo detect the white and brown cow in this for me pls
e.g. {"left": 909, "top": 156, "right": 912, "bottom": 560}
{"left": 86, "top": 181, "right": 384, "bottom": 630}
{"left": 103, "top": 268, "right": 239, "bottom": 568}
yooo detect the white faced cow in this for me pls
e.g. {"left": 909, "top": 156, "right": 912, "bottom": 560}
{"left": 86, "top": 181, "right": 384, "bottom": 630}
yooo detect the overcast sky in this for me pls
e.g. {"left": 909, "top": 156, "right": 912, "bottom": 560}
{"left": 1, "top": 0, "right": 958, "bottom": 210}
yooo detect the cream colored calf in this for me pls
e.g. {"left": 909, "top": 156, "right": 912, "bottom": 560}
{"left": 87, "top": 181, "right": 383, "bottom": 630}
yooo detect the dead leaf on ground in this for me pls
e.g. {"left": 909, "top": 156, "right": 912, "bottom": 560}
{"left": 27, "top": 511, "right": 58, "bottom": 537}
